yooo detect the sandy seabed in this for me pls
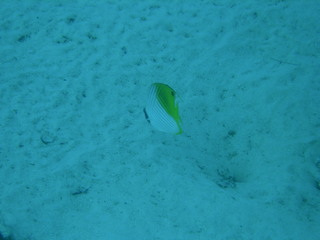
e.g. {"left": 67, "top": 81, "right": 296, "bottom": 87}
{"left": 0, "top": 1, "right": 319, "bottom": 240}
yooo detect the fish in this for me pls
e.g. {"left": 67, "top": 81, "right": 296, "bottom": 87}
{"left": 144, "top": 83, "right": 182, "bottom": 134}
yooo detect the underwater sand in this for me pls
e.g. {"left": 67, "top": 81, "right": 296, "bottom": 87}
{"left": 0, "top": 0, "right": 319, "bottom": 239}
